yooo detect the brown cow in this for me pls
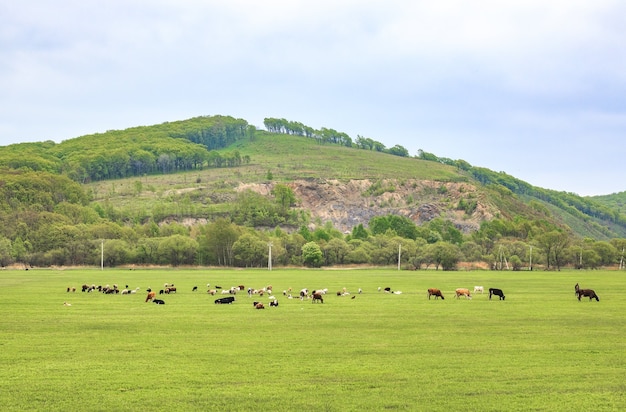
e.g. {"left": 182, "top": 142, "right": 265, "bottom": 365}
{"left": 145, "top": 291, "right": 156, "bottom": 302}
{"left": 255, "top": 302, "right": 265, "bottom": 309}
{"left": 312, "top": 293, "right": 324, "bottom": 303}
{"left": 427, "top": 288, "right": 444, "bottom": 300}
{"left": 455, "top": 288, "right": 472, "bottom": 299}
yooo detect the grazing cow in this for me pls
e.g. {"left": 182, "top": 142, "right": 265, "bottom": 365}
{"left": 270, "top": 300, "right": 279, "bottom": 307}
{"left": 67, "top": 287, "right": 76, "bottom": 293}
{"left": 489, "top": 288, "right": 505, "bottom": 300}
{"left": 577, "top": 289, "right": 599, "bottom": 302}
{"left": 159, "top": 289, "right": 165, "bottom": 295}
{"left": 145, "top": 291, "right": 156, "bottom": 302}
{"left": 207, "top": 289, "right": 217, "bottom": 295}
{"left": 255, "top": 302, "right": 265, "bottom": 309}
{"left": 474, "top": 286, "right": 484, "bottom": 294}
{"left": 427, "top": 288, "right": 445, "bottom": 300}
{"left": 165, "top": 287, "right": 177, "bottom": 294}
{"left": 192, "top": 286, "right": 198, "bottom": 292}
{"left": 153, "top": 299, "right": 165, "bottom": 305}
{"left": 455, "top": 288, "right": 472, "bottom": 299}
{"left": 312, "top": 293, "right": 324, "bottom": 304}
{"left": 300, "top": 289, "right": 308, "bottom": 299}
{"left": 215, "top": 296, "right": 235, "bottom": 304}
{"left": 81, "top": 284, "right": 90, "bottom": 292}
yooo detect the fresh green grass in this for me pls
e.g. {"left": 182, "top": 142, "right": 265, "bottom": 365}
{"left": 1, "top": 268, "right": 625, "bottom": 411}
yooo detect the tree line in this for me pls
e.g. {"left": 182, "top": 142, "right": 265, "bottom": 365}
{"left": 263, "top": 117, "right": 409, "bottom": 157}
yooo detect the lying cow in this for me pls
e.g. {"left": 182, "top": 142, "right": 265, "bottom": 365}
{"left": 153, "top": 299, "right": 165, "bottom": 305}
{"left": 215, "top": 296, "right": 235, "bottom": 304}
{"left": 489, "top": 288, "right": 505, "bottom": 300}
{"left": 255, "top": 302, "right": 265, "bottom": 309}
{"left": 427, "top": 288, "right": 444, "bottom": 300}
{"left": 455, "top": 288, "right": 472, "bottom": 299}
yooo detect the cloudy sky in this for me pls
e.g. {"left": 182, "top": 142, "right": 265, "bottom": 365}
{"left": 1, "top": 1, "right": 625, "bottom": 196}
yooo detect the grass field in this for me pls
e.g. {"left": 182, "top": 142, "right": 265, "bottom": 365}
{"left": 1, "top": 267, "right": 624, "bottom": 411}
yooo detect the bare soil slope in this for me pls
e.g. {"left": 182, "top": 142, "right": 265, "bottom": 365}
{"left": 237, "top": 179, "right": 496, "bottom": 233}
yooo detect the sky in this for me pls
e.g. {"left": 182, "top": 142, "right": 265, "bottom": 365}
{"left": 1, "top": 1, "right": 625, "bottom": 196}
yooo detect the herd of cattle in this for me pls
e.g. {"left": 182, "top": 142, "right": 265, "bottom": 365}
{"left": 65, "top": 281, "right": 600, "bottom": 307}
{"left": 426, "top": 286, "right": 506, "bottom": 300}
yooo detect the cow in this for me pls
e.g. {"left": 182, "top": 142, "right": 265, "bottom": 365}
{"left": 255, "top": 302, "right": 265, "bottom": 309}
{"left": 384, "top": 287, "right": 391, "bottom": 293}
{"left": 576, "top": 289, "right": 599, "bottom": 302}
{"left": 270, "top": 300, "right": 279, "bottom": 307}
{"left": 215, "top": 296, "right": 235, "bottom": 304}
{"left": 455, "top": 288, "right": 472, "bottom": 299}
{"left": 427, "top": 288, "right": 444, "bottom": 300}
{"left": 312, "top": 293, "right": 324, "bottom": 303}
{"left": 474, "top": 286, "right": 484, "bottom": 294}
{"left": 153, "top": 299, "right": 165, "bottom": 305}
{"left": 207, "top": 289, "right": 217, "bottom": 295}
{"left": 489, "top": 288, "right": 505, "bottom": 300}
{"left": 145, "top": 291, "right": 157, "bottom": 302}
{"left": 165, "top": 287, "right": 177, "bottom": 294}
{"left": 192, "top": 286, "right": 198, "bottom": 292}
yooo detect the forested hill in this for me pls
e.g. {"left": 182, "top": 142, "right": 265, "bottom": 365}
{"left": 0, "top": 114, "right": 625, "bottom": 269}
{"left": 0, "top": 115, "right": 252, "bottom": 182}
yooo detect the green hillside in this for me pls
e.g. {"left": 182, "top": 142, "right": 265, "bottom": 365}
{"left": 0, "top": 115, "right": 624, "bottom": 269}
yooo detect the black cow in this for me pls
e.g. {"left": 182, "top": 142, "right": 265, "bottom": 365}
{"left": 192, "top": 286, "right": 198, "bottom": 292}
{"left": 215, "top": 296, "right": 235, "bottom": 304}
{"left": 270, "top": 300, "right": 279, "bottom": 307}
{"left": 153, "top": 299, "right": 165, "bottom": 305}
{"left": 489, "top": 288, "right": 505, "bottom": 300}
{"left": 577, "top": 289, "right": 599, "bottom": 302}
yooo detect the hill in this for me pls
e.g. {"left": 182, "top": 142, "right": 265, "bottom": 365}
{"left": 0, "top": 115, "right": 625, "bottom": 270}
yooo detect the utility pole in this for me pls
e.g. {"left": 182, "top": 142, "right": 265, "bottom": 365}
{"left": 268, "top": 242, "right": 273, "bottom": 271}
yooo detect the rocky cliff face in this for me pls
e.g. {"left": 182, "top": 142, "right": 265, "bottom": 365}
{"left": 237, "top": 179, "right": 495, "bottom": 233}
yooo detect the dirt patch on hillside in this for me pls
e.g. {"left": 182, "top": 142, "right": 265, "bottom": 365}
{"left": 236, "top": 179, "right": 495, "bottom": 233}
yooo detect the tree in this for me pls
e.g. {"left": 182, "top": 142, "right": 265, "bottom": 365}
{"left": 232, "top": 233, "right": 268, "bottom": 267}
{"left": 535, "top": 230, "right": 570, "bottom": 270}
{"left": 199, "top": 219, "right": 240, "bottom": 266}
{"left": 323, "top": 238, "right": 351, "bottom": 265}
{"left": 425, "top": 242, "right": 460, "bottom": 270}
{"left": 157, "top": 235, "right": 198, "bottom": 266}
{"left": 271, "top": 184, "right": 296, "bottom": 213}
{"left": 302, "top": 242, "right": 323, "bottom": 267}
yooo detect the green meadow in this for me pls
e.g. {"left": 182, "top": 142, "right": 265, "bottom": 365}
{"left": 0, "top": 268, "right": 624, "bottom": 411}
